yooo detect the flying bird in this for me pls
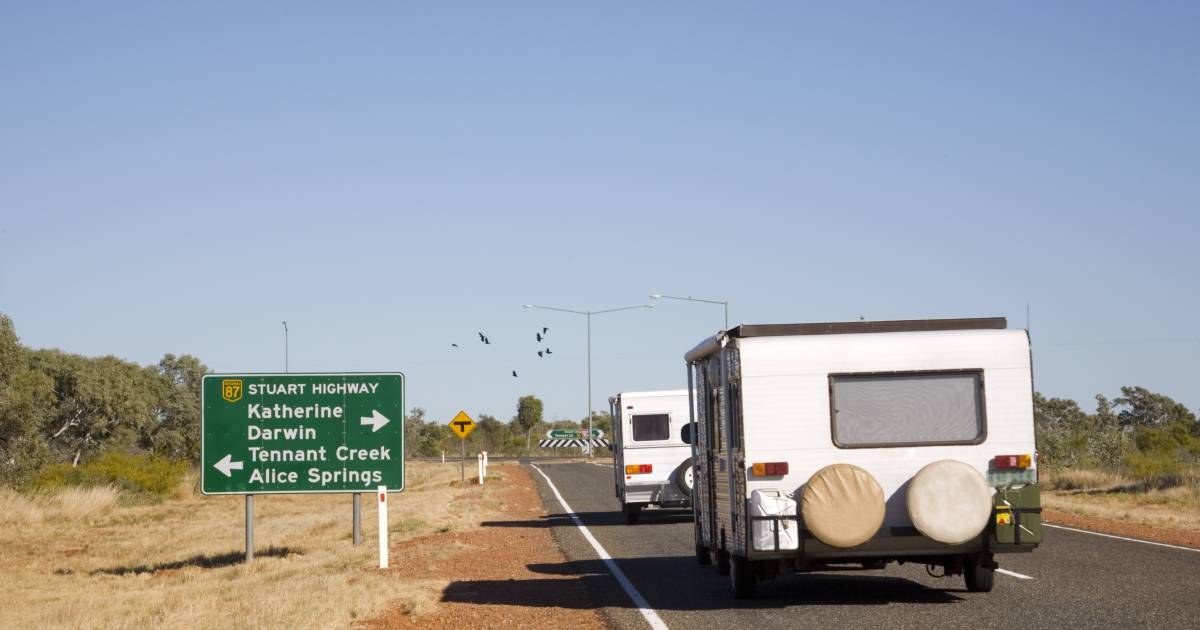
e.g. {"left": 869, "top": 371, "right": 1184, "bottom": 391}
{"left": 478, "top": 332, "right": 486, "bottom": 342}
{"left": 451, "top": 343, "right": 458, "bottom": 348}
{"left": 484, "top": 337, "right": 490, "bottom": 344}
{"left": 538, "top": 351, "right": 544, "bottom": 358}
{"left": 545, "top": 348, "right": 552, "bottom": 355}
{"left": 536, "top": 333, "right": 543, "bottom": 342}
{"left": 542, "top": 327, "right": 549, "bottom": 334}
{"left": 512, "top": 370, "right": 518, "bottom": 377}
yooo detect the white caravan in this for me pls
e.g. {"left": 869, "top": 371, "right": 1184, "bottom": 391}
{"left": 685, "top": 318, "right": 1041, "bottom": 598}
{"left": 609, "top": 390, "right": 693, "bottom": 524}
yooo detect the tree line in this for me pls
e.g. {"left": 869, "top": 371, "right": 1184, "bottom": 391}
{"left": 404, "top": 396, "right": 613, "bottom": 458}
{"left": 0, "top": 314, "right": 205, "bottom": 485}
{"left": 7, "top": 311, "right": 1195, "bottom": 488}
{"left": 0, "top": 313, "right": 610, "bottom": 486}
{"left": 1035, "top": 386, "right": 1199, "bottom": 485}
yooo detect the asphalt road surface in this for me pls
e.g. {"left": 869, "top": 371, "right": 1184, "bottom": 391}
{"left": 504, "top": 461, "right": 1200, "bottom": 630}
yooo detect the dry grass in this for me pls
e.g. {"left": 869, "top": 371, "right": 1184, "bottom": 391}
{"left": 0, "top": 485, "right": 121, "bottom": 526}
{"left": 1041, "top": 467, "right": 1135, "bottom": 492}
{"left": 1041, "top": 466, "right": 1200, "bottom": 531}
{"left": 0, "top": 462, "right": 519, "bottom": 630}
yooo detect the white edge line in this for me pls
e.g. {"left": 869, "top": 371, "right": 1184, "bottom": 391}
{"left": 590, "top": 462, "right": 614, "bottom": 468}
{"left": 1043, "top": 523, "right": 1200, "bottom": 553}
{"left": 996, "top": 568, "right": 1033, "bottom": 580}
{"left": 531, "top": 464, "right": 669, "bottom": 630}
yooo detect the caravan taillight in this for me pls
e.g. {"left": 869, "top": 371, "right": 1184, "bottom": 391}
{"left": 625, "top": 464, "right": 652, "bottom": 474}
{"left": 992, "top": 454, "right": 1032, "bottom": 470}
{"left": 751, "top": 462, "right": 789, "bottom": 476}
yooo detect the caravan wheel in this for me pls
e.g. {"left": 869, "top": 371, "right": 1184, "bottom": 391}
{"left": 964, "top": 556, "right": 995, "bottom": 593}
{"left": 694, "top": 508, "right": 711, "bottom": 565}
{"left": 730, "top": 555, "right": 757, "bottom": 599}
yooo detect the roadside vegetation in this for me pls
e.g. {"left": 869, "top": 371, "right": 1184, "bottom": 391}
{"left": 1035, "top": 389, "right": 1200, "bottom": 529}
{"left": 0, "top": 312, "right": 604, "bottom": 493}
{"left": 0, "top": 461, "right": 513, "bottom": 629}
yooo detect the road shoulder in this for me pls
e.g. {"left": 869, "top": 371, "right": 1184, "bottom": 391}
{"left": 363, "top": 464, "right": 606, "bottom": 628}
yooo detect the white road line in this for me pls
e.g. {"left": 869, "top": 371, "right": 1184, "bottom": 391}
{"left": 530, "top": 464, "right": 669, "bottom": 630}
{"left": 1044, "top": 523, "right": 1200, "bottom": 553}
{"left": 996, "top": 568, "right": 1034, "bottom": 580}
{"left": 589, "top": 461, "right": 613, "bottom": 468}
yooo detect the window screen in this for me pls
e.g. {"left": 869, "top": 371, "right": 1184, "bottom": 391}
{"left": 632, "top": 414, "right": 670, "bottom": 441}
{"left": 831, "top": 371, "right": 984, "bottom": 447}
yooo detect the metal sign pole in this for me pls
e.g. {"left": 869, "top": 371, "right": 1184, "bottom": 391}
{"left": 245, "top": 494, "right": 254, "bottom": 562}
{"left": 460, "top": 438, "right": 466, "bottom": 484}
{"left": 353, "top": 493, "right": 362, "bottom": 545}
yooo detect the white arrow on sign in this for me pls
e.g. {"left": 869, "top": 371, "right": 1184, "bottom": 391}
{"left": 214, "top": 454, "right": 244, "bottom": 477}
{"left": 360, "top": 409, "right": 390, "bottom": 432}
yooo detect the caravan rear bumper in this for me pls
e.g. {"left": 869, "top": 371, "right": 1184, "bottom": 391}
{"left": 623, "top": 481, "right": 690, "bottom": 507}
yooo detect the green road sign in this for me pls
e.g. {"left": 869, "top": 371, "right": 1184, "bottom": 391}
{"left": 201, "top": 373, "right": 404, "bottom": 495}
{"left": 546, "top": 428, "right": 603, "bottom": 439}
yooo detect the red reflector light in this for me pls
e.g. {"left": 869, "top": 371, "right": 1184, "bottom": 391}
{"left": 624, "top": 464, "right": 653, "bottom": 474}
{"left": 993, "top": 454, "right": 1032, "bottom": 470}
{"left": 751, "top": 462, "right": 789, "bottom": 476}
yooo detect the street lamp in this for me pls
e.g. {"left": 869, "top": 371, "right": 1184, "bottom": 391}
{"left": 523, "top": 302, "right": 654, "bottom": 456}
{"left": 649, "top": 293, "right": 729, "bottom": 330}
{"left": 281, "top": 321, "right": 289, "bottom": 373}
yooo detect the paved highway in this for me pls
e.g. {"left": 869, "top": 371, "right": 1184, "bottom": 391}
{"left": 513, "top": 461, "right": 1199, "bottom": 629}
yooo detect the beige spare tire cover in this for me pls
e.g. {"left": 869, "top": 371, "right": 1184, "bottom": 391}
{"left": 801, "top": 464, "right": 885, "bottom": 548}
{"left": 906, "top": 459, "right": 992, "bottom": 545}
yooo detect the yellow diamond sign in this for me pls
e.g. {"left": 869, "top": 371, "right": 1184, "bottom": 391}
{"left": 448, "top": 410, "right": 476, "bottom": 440}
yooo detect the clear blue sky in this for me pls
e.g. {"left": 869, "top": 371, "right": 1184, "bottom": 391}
{"left": 2, "top": 2, "right": 1197, "bottom": 424}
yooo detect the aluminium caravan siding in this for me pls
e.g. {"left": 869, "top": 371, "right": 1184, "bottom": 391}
{"left": 691, "top": 362, "right": 715, "bottom": 549}
{"left": 610, "top": 396, "right": 623, "bottom": 499}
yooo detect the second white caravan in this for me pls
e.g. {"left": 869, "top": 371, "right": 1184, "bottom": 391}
{"left": 609, "top": 390, "right": 693, "bottom": 524}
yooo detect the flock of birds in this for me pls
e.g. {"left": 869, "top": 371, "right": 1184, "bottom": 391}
{"left": 450, "top": 327, "right": 551, "bottom": 378}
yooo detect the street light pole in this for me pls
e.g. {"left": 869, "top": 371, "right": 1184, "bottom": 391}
{"left": 649, "top": 293, "right": 730, "bottom": 330}
{"left": 282, "top": 321, "right": 289, "bottom": 373}
{"left": 524, "top": 302, "right": 654, "bottom": 457}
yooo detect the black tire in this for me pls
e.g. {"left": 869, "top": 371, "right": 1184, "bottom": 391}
{"left": 716, "top": 548, "right": 730, "bottom": 575}
{"left": 673, "top": 458, "right": 695, "bottom": 496}
{"left": 730, "top": 555, "right": 757, "bottom": 599}
{"left": 623, "top": 503, "right": 641, "bottom": 525}
{"left": 964, "top": 557, "right": 995, "bottom": 593}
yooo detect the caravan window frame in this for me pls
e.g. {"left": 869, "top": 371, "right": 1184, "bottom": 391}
{"left": 827, "top": 368, "right": 988, "bottom": 449}
{"left": 630, "top": 412, "right": 672, "bottom": 443}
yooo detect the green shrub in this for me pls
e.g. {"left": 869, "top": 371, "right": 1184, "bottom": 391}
{"left": 29, "top": 452, "right": 188, "bottom": 497}
{"left": 1123, "top": 451, "right": 1185, "bottom": 490}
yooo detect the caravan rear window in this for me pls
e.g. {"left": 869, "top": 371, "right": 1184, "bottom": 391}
{"left": 631, "top": 414, "right": 670, "bottom": 441}
{"left": 830, "top": 371, "right": 985, "bottom": 448}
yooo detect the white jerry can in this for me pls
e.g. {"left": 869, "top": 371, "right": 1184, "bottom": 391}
{"left": 750, "top": 489, "right": 799, "bottom": 551}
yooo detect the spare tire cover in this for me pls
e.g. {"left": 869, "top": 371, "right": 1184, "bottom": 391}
{"left": 906, "top": 459, "right": 992, "bottom": 545}
{"left": 801, "top": 464, "right": 885, "bottom": 548}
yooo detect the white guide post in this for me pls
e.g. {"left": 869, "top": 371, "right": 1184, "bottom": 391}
{"left": 377, "top": 485, "right": 388, "bottom": 569}
{"left": 483, "top": 451, "right": 488, "bottom": 477}
{"left": 477, "top": 453, "right": 484, "bottom": 485}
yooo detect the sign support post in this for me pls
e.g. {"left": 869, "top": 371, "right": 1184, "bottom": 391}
{"left": 377, "top": 486, "right": 388, "bottom": 569}
{"left": 352, "top": 493, "right": 362, "bottom": 545}
{"left": 245, "top": 494, "right": 254, "bottom": 562}
{"left": 460, "top": 439, "right": 465, "bottom": 484}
